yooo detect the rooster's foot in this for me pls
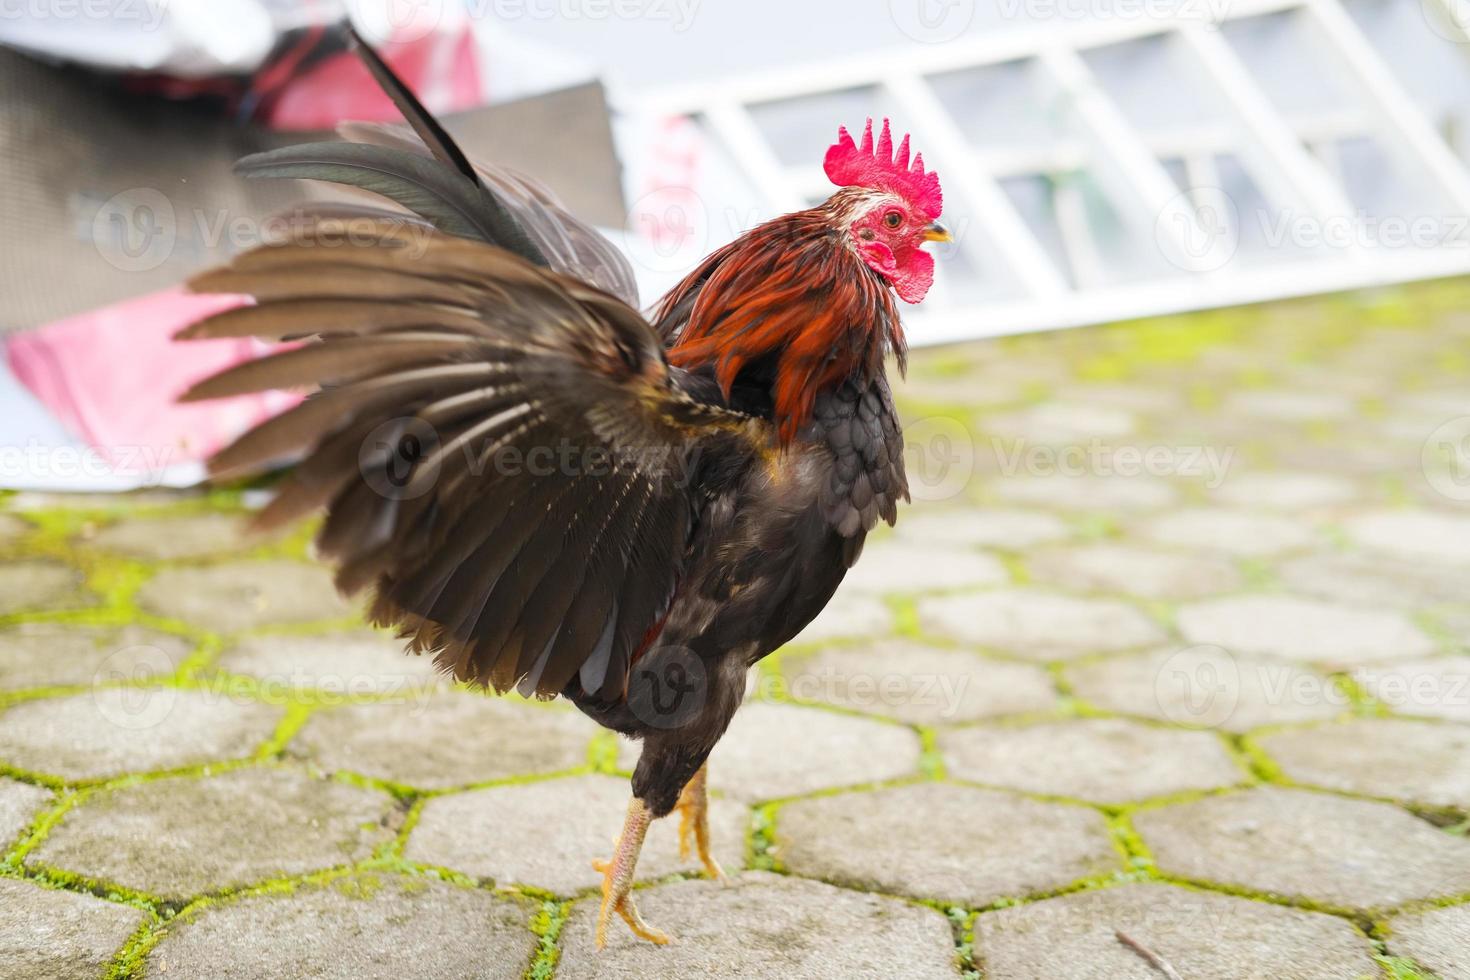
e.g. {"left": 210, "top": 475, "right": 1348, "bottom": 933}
{"left": 593, "top": 797, "right": 672, "bottom": 948}
{"left": 675, "top": 763, "right": 726, "bottom": 882}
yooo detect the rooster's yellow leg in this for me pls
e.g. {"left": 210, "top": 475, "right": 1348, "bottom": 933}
{"left": 675, "top": 763, "right": 726, "bottom": 881}
{"left": 592, "top": 797, "right": 671, "bottom": 948}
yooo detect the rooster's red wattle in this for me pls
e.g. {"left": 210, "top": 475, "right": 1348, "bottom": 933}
{"left": 178, "top": 28, "right": 948, "bottom": 947}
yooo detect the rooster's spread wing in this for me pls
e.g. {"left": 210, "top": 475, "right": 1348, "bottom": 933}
{"left": 180, "top": 223, "right": 761, "bottom": 700}
{"left": 234, "top": 24, "right": 638, "bottom": 307}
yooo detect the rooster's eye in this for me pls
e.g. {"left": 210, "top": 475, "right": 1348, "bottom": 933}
{"left": 883, "top": 211, "right": 903, "bottom": 229}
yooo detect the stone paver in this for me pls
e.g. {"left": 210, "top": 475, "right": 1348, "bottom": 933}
{"left": 1064, "top": 646, "right": 1346, "bottom": 732}
{"left": 405, "top": 773, "right": 746, "bottom": 894}
{"left": 1257, "top": 719, "right": 1470, "bottom": 810}
{"left": 216, "top": 630, "right": 443, "bottom": 695}
{"left": 1134, "top": 787, "right": 1470, "bottom": 910}
{"left": 84, "top": 512, "right": 258, "bottom": 560}
{"left": 705, "top": 702, "right": 921, "bottom": 801}
{"left": 32, "top": 767, "right": 393, "bottom": 900}
{"left": 893, "top": 507, "right": 1071, "bottom": 550}
{"left": 0, "top": 877, "right": 146, "bottom": 980}
{"left": 985, "top": 401, "right": 1137, "bottom": 441}
{"left": 1224, "top": 389, "right": 1354, "bottom": 421}
{"left": 1027, "top": 544, "right": 1241, "bottom": 600}
{"left": 992, "top": 474, "right": 1178, "bottom": 512}
{"left": 791, "top": 590, "right": 892, "bottom": 643}
{"left": 1278, "top": 551, "right": 1470, "bottom": 608}
{"left": 1353, "top": 657, "right": 1470, "bottom": 723}
{"left": 0, "top": 513, "right": 30, "bottom": 545}
{"left": 0, "top": 689, "right": 280, "bottom": 781}
{"left": 147, "top": 873, "right": 536, "bottom": 980}
{"left": 1209, "top": 472, "right": 1358, "bottom": 509}
{"left": 137, "top": 561, "right": 355, "bottom": 632}
{"left": 0, "top": 562, "right": 90, "bottom": 615}
{"left": 781, "top": 641, "right": 1056, "bottom": 724}
{"left": 838, "top": 540, "right": 1008, "bottom": 594}
{"left": 293, "top": 694, "right": 595, "bottom": 790}
{"left": 557, "top": 872, "right": 959, "bottom": 978}
{"left": 1344, "top": 509, "right": 1470, "bottom": 565}
{"left": 920, "top": 589, "right": 1165, "bottom": 661}
{"left": 0, "top": 779, "right": 51, "bottom": 851}
{"left": 776, "top": 782, "right": 1117, "bottom": 905}
{"left": 1176, "top": 595, "right": 1436, "bottom": 666}
{"left": 1139, "top": 508, "right": 1318, "bottom": 557}
{"left": 1388, "top": 904, "right": 1470, "bottom": 980}
{"left": 0, "top": 623, "right": 193, "bottom": 692}
{"left": 942, "top": 718, "right": 1243, "bottom": 803}
{"left": 974, "top": 882, "right": 1377, "bottom": 980}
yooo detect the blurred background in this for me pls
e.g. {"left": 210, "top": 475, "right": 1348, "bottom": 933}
{"left": 3, "top": 0, "right": 1470, "bottom": 489}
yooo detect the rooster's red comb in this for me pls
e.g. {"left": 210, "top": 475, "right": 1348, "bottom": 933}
{"left": 823, "top": 118, "right": 942, "bottom": 221}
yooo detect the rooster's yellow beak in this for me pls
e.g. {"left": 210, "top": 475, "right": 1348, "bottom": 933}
{"left": 923, "top": 221, "right": 952, "bottom": 243}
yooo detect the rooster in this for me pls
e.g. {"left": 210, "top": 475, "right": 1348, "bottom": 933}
{"left": 178, "top": 28, "right": 948, "bottom": 946}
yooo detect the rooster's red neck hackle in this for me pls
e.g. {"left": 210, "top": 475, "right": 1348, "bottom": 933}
{"left": 664, "top": 117, "right": 945, "bottom": 443}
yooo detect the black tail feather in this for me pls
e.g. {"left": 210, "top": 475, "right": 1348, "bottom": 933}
{"left": 344, "top": 22, "right": 479, "bottom": 184}
{"left": 234, "top": 22, "right": 550, "bottom": 268}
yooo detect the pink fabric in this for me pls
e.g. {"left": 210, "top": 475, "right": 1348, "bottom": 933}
{"left": 5, "top": 287, "right": 300, "bottom": 472}
{"left": 266, "top": 27, "right": 482, "bottom": 130}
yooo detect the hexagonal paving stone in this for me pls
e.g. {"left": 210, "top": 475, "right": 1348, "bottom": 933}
{"left": 0, "top": 877, "right": 146, "bottom": 980}
{"left": 1134, "top": 787, "right": 1470, "bottom": 910}
{"left": 0, "top": 689, "right": 280, "bottom": 781}
{"left": 0, "top": 562, "right": 90, "bottom": 615}
{"left": 780, "top": 641, "right": 1056, "bottom": 724}
{"left": 1353, "top": 657, "right": 1470, "bottom": 723}
{"left": 405, "top": 773, "right": 745, "bottom": 894}
{"left": 1274, "top": 439, "right": 1409, "bottom": 477}
{"left": 790, "top": 591, "right": 892, "bottom": 644}
{"left": 1387, "top": 904, "right": 1470, "bottom": 980}
{"left": 992, "top": 474, "right": 1178, "bottom": 512}
{"left": 984, "top": 401, "right": 1137, "bottom": 442}
{"left": 1176, "top": 595, "right": 1435, "bottom": 666}
{"left": 557, "top": 872, "right": 959, "bottom": 978}
{"left": 216, "top": 630, "right": 443, "bottom": 697}
{"left": 0, "top": 778, "right": 50, "bottom": 851}
{"left": 0, "top": 623, "right": 193, "bottom": 692}
{"left": 1026, "top": 544, "right": 1242, "bottom": 600}
{"left": 838, "top": 541, "right": 1008, "bottom": 595}
{"left": 1224, "top": 389, "right": 1354, "bottom": 421}
{"left": 147, "top": 873, "right": 536, "bottom": 980}
{"left": 1344, "top": 510, "right": 1470, "bottom": 566}
{"left": 974, "top": 882, "right": 1377, "bottom": 980}
{"left": 894, "top": 507, "right": 1071, "bottom": 550}
{"left": 1277, "top": 552, "right": 1470, "bottom": 608}
{"left": 941, "top": 718, "right": 1243, "bottom": 804}
{"left": 292, "top": 694, "right": 596, "bottom": 790}
{"left": 137, "top": 561, "right": 356, "bottom": 633}
{"left": 82, "top": 512, "right": 260, "bottom": 560}
{"left": 707, "top": 702, "right": 921, "bottom": 801}
{"left": 1209, "top": 472, "right": 1358, "bottom": 510}
{"left": 776, "top": 782, "right": 1117, "bottom": 905}
{"left": 1257, "top": 719, "right": 1470, "bottom": 810}
{"left": 1063, "top": 646, "right": 1346, "bottom": 733}
{"left": 920, "top": 589, "right": 1165, "bottom": 662}
{"left": 32, "top": 767, "right": 393, "bottom": 901}
{"left": 1138, "top": 508, "right": 1318, "bottom": 557}
{"left": 0, "top": 513, "right": 31, "bottom": 545}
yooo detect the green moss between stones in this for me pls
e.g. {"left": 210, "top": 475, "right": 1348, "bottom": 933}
{"left": 525, "top": 900, "right": 570, "bottom": 980}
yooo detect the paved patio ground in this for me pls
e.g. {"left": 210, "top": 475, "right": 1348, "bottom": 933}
{"left": 3, "top": 281, "right": 1470, "bottom": 979}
